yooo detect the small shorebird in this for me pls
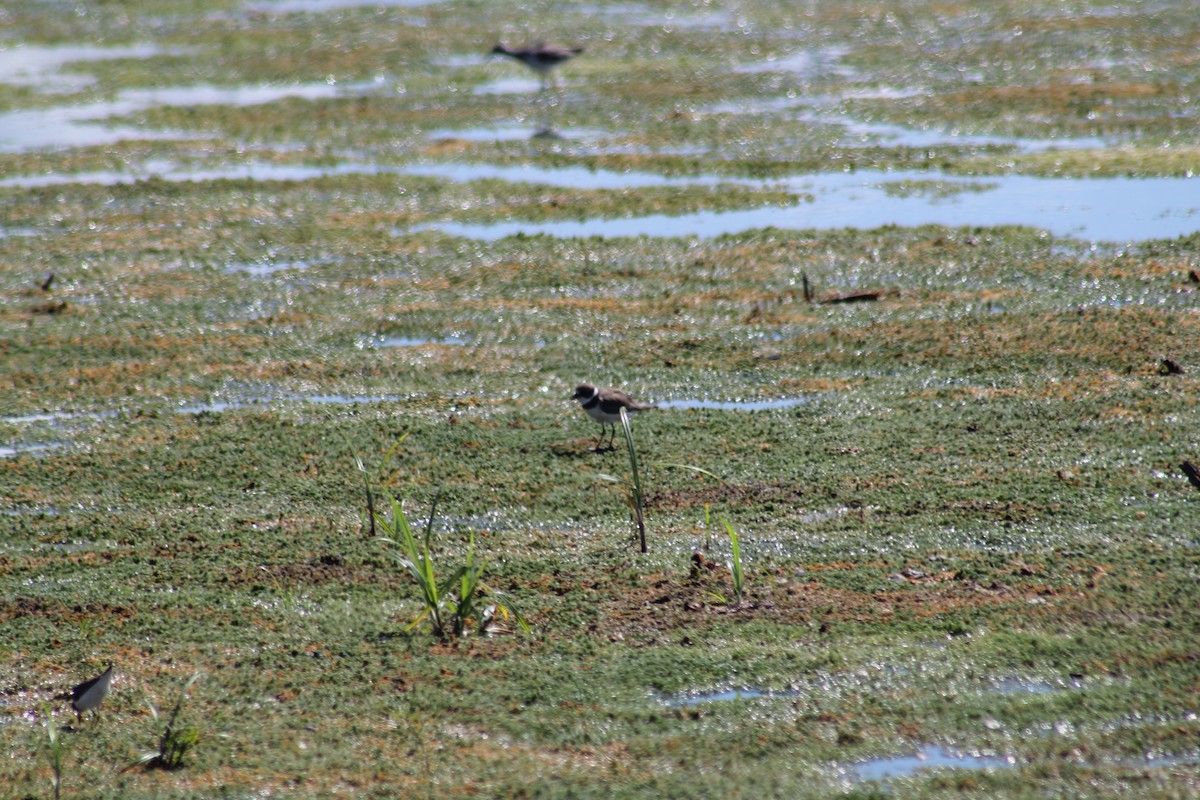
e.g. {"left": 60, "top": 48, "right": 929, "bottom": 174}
{"left": 59, "top": 664, "right": 113, "bottom": 723}
{"left": 490, "top": 42, "right": 583, "bottom": 91}
{"left": 572, "top": 383, "right": 657, "bottom": 451}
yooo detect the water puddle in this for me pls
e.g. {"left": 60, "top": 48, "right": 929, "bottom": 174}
{"left": 0, "top": 442, "right": 68, "bottom": 458}
{"left": 473, "top": 77, "right": 541, "bottom": 95}
{"left": 0, "top": 106, "right": 191, "bottom": 153}
{"left": 794, "top": 105, "right": 1112, "bottom": 153}
{"left": 176, "top": 393, "right": 399, "bottom": 414}
{"left": 0, "top": 507, "right": 60, "bottom": 517}
{"left": 2, "top": 157, "right": 679, "bottom": 191}
{"left": 411, "top": 169, "right": 1200, "bottom": 243}
{"left": 658, "top": 397, "right": 809, "bottom": 411}
{"left": 225, "top": 258, "right": 312, "bottom": 276}
{"left": 0, "top": 81, "right": 369, "bottom": 153}
{"left": 401, "top": 162, "right": 717, "bottom": 191}
{"left": 1, "top": 409, "right": 119, "bottom": 426}
{"left": 845, "top": 745, "right": 1014, "bottom": 782}
{"left": 0, "top": 159, "right": 392, "bottom": 188}
{"left": 245, "top": 0, "right": 442, "bottom": 12}
{"left": 662, "top": 687, "right": 796, "bottom": 707}
{"left": 706, "top": 93, "right": 1112, "bottom": 153}
{"left": 0, "top": 43, "right": 164, "bottom": 94}
{"left": 734, "top": 47, "right": 850, "bottom": 79}
{"left": 368, "top": 335, "right": 468, "bottom": 347}
{"left": 988, "top": 676, "right": 1084, "bottom": 694}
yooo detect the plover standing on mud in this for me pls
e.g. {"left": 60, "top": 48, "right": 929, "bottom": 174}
{"left": 571, "top": 383, "right": 657, "bottom": 451}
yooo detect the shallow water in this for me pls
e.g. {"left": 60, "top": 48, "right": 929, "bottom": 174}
{"left": 989, "top": 676, "right": 1084, "bottom": 694}
{"left": 245, "top": 0, "right": 442, "bottom": 11}
{"left": 416, "top": 169, "right": 1200, "bottom": 243}
{"left": 707, "top": 94, "right": 1112, "bottom": 153}
{"left": 472, "top": 77, "right": 542, "bottom": 95}
{"left": 0, "top": 157, "right": 691, "bottom": 190}
{"left": 847, "top": 745, "right": 1013, "bottom": 782}
{"left": 401, "top": 162, "right": 719, "bottom": 191}
{"left": 371, "top": 335, "right": 468, "bottom": 347}
{"left": 225, "top": 258, "right": 312, "bottom": 276}
{"left": 0, "top": 159, "right": 388, "bottom": 188}
{"left": 662, "top": 687, "right": 786, "bottom": 706}
{"left": 0, "top": 43, "right": 164, "bottom": 93}
{"left": 791, "top": 104, "right": 1113, "bottom": 153}
{"left": 0, "top": 442, "right": 67, "bottom": 458}
{"left": 0, "top": 81, "right": 367, "bottom": 152}
{"left": 176, "top": 393, "right": 399, "bottom": 414}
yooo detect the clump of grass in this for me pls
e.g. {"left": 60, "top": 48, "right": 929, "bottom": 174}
{"left": 375, "top": 494, "right": 529, "bottom": 638}
{"left": 122, "top": 672, "right": 203, "bottom": 773}
{"left": 701, "top": 509, "right": 748, "bottom": 606}
{"left": 721, "top": 513, "right": 746, "bottom": 606}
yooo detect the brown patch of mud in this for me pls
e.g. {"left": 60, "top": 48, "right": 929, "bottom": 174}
{"left": 223, "top": 555, "right": 404, "bottom": 589}
{"left": 0, "top": 597, "right": 137, "bottom": 624}
{"left": 587, "top": 560, "right": 1037, "bottom": 642}
{"left": 647, "top": 481, "right": 805, "bottom": 512}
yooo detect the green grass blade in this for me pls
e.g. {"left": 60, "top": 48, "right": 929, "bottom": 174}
{"left": 719, "top": 515, "right": 745, "bottom": 604}
{"left": 656, "top": 463, "right": 731, "bottom": 485}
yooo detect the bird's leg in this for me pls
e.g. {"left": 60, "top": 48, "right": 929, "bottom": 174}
{"left": 592, "top": 425, "right": 605, "bottom": 451}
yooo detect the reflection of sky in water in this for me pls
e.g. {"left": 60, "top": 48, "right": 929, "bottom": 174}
{"left": 176, "top": 393, "right": 400, "bottom": 415}
{"left": 733, "top": 47, "right": 851, "bottom": 78}
{"left": 0, "top": 442, "right": 68, "bottom": 458}
{"left": 0, "top": 81, "right": 367, "bottom": 152}
{"left": 412, "top": 169, "right": 1200, "bottom": 243}
{"left": 705, "top": 95, "right": 1112, "bottom": 153}
{"left": 848, "top": 745, "right": 1012, "bottom": 783}
{"left": 662, "top": 687, "right": 775, "bottom": 706}
{"left": 0, "top": 159, "right": 393, "bottom": 187}
{"left": 3, "top": 153, "right": 1196, "bottom": 243}
{"left": 402, "top": 162, "right": 721, "bottom": 190}
{"left": 473, "top": 77, "right": 542, "bottom": 95}
{"left": 798, "top": 108, "right": 1112, "bottom": 152}
{"left": 245, "top": 0, "right": 441, "bottom": 10}
{"left": 0, "top": 43, "right": 163, "bottom": 93}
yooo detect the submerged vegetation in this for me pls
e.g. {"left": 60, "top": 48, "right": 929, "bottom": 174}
{"left": 1, "top": 0, "right": 1199, "bottom": 797}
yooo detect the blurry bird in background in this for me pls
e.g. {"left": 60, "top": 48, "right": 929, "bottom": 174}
{"left": 58, "top": 664, "right": 113, "bottom": 723}
{"left": 490, "top": 42, "right": 584, "bottom": 92}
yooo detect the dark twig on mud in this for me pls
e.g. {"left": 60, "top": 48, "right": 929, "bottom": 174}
{"left": 820, "top": 291, "right": 882, "bottom": 304}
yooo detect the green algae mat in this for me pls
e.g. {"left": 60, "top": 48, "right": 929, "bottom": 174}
{"left": 1, "top": 0, "right": 1198, "bottom": 797}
